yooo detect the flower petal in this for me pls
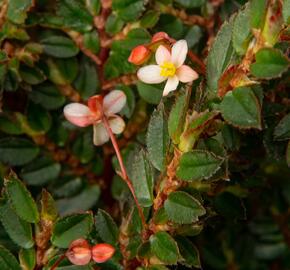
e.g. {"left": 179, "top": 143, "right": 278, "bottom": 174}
{"left": 103, "top": 90, "right": 127, "bottom": 115}
{"left": 137, "top": 65, "right": 167, "bottom": 84}
{"left": 63, "top": 103, "right": 93, "bottom": 127}
{"left": 171, "top": 40, "right": 188, "bottom": 68}
{"left": 163, "top": 75, "right": 179, "bottom": 96}
{"left": 155, "top": 45, "right": 171, "bottom": 65}
{"left": 176, "top": 65, "right": 199, "bottom": 83}
{"left": 109, "top": 115, "right": 125, "bottom": 134}
{"left": 93, "top": 123, "right": 109, "bottom": 146}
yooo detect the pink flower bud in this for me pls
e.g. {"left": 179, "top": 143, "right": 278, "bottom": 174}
{"left": 128, "top": 45, "right": 151, "bottom": 65}
{"left": 151, "top": 32, "right": 170, "bottom": 43}
{"left": 92, "top": 243, "right": 115, "bottom": 263}
{"left": 66, "top": 239, "right": 92, "bottom": 266}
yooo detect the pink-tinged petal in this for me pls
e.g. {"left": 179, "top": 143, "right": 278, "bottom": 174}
{"left": 93, "top": 123, "right": 109, "bottom": 146}
{"left": 88, "top": 95, "right": 103, "bottom": 117}
{"left": 151, "top": 32, "right": 170, "bottom": 43}
{"left": 64, "top": 103, "right": 94, "bottom": 127}
{"left": 109, "top": 116, "right": 125, "bottom": 134}
{"left": 171, "top": 40, "right": 188, "bottom": 68}
{"left": 163, "top": 75, "right": 179, "bottom": 96}
{"left": 155, "top": 45, "right": 171, "bottom": 65}
{"left": 137, "top": 65, "right": 167, "bottom": 84}
{"left": 103, "top": 90, "right": 127, "bottom": 115}
{"left": 176, "top": 65, "right": 199, "bottom": 83}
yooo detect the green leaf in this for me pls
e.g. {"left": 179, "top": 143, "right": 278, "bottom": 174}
{"left": 72, "top": 132, "right": 95, "bottom": 164}
{"left": 51, "top": 213, "right": 94, "bottom": 248}
{"left": 174, "top": 0, "right": 204, "bottom": 8}
{"left": 185, "top": 26, "right": 202, "bottom": 49}
{"left": 136, "top": 82, "right": 163, "bottom": 105}
{"left": 95, "top": 209, "right": 119, "bottom": 245}
{"left": 254, "top": 242, "right": 287, "bottom": 260}
{"left": 164, "top": 191, "right": 206, "bottom": 224}
{"left": 57, "top": 0, "right": 93, "bottom": 32}
{"left": 0, "top": 138, "right": 39, "bottom": 166}
{"left": 40, "top": 189, "right": 58, "bottom": 222}
{"left": 156, "top": 14, "right": 183, "bottom": 39}
{"left": 179, "top": 111, "right": 218, "bottom": 152}
{"left": 274, "top": 113, "right": 290, "bottom": 141}
{"left": 19, "top": 248, "right": 36, "bottom": 270}
{"left": 146, "top": 105, "right": 169, "bottom": 171}
{"left": 150, "top": 231, "right": 180, "bottom": 264}
{"left": 283, "top": 0, "right": 290, "bottom": 24}
{"left": 220, "top": 87, "right": 262, "bottom": 129}
{"left": 56, "top": 185, "right": 100, "bottom": 216}
{"left": 47, "top": 58, "right": 78, "bottom": 85}
{"left": 105, "top": 14, "right": 125, "bottom": 35}
{"left": 0, "top": 115, "right": 23, "bottom": 135}
{"left": 250, "top": 48, "right": 289, "bottom": 79}
{"left": 250, "top": 0, "right": 267, "bottom": 28}
{"left": 74, "top": 56, "right": 99, "bottom": 99}
{"left": 214, "top": 192, "right": 245, "bottom": 219}
{"left": 27, "top": 103, "right": 52, "bottom": 133}
{"left": 7, "top": 0, "right": 32, "bottom": 24}
{"left": 83, "top": 31, "right": 100, "bottom": 54}
{"left": 206, "top": 19, "right": 234, "bottom": 94}
{"left": 86, "top": 0, "right": 101, "bottom": 16}
{"left": 232, "top": 4, "right": 251, "bottom": 55}
{"left": 112, "top": 0, "right": 145, "bottom": 22}
{"left": 177, "top": 150, "right": 224, "bottom": 181}
{"left": 140, "top": 10, "right": 160, "bottom": 28}
{"left": 21, "top": 157, "right": 61, "bottom": 186}
{"left": 29, "top": 83, "right": 66, "bottom": 110}
{"left": 41, "top": 35, "right": 79, "bottom": 58}
{"left": 19, "top": 65, "right": 46, "bottom": 85}
{"left": 168, "top": 91, "right": 188, "bottom": 144}
{"left": 0, "top": 199, "right": 34, "bottom": 249}
{"left": 5, "top": 176, "right": 39, "bottom": 223}
{"left": 175, "top": 236, "right": 201, "bottom": 268}
{"left": 0, "top": 245, "right": 21, "bottom": 270}
{"left": 131, "top": 149, "right": 154, "bottom": 207}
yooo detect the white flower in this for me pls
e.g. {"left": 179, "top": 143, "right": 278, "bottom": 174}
{"left": 137, "top": 40, "right": 199, "bottom": 96}
{"left": 63, "top": 90, "right": 126, "bottom": 146}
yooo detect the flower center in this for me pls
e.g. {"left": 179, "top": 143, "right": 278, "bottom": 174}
{"left": 160, "top": 61, "right": 176, "bottom": 77}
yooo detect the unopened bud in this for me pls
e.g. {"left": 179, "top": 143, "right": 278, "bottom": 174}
{"left": 151, "top": 32, "right": 171, "bottom": 43}
{"left": 92, "top": 243, "right": 115, "bottom": 263}
{"left": 128, "top": 45, "right": 151, "bottom": 65}
{"left": 66, "top": 239, "right": 91, "bottom": 266}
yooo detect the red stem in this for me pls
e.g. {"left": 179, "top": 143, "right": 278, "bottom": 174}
{"left": 102, "top": 116, "right": 147, "bottom": 228}
{"left": 50, "top": 254, "right": 66, "bottom": 270}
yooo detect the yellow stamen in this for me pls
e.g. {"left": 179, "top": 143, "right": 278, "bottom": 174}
{"left": 160, "top": 61, "right": 176, "bottom": 77}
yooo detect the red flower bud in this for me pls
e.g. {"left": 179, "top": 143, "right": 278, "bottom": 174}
{"left": 66, "top": 239, "right": 92, "bottom": 266}
{"left": 151, "top": 32, "right": 171, "bottom": 43}
{"left": 128, "top": 45, "right": 151, "bottom": 65}
{"left": 92, "top": 243, "right": 115, "bottom": 263}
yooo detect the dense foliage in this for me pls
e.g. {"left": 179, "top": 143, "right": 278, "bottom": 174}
{"left": 0, "top": 0, "right": 289, "bottom": 269}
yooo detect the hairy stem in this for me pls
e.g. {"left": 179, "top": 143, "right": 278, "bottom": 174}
{"left": 102, "top": 116, "right": 147, "bottom": 229}
{"left": 50, "top": 254, "right": 66, "bottom": 270}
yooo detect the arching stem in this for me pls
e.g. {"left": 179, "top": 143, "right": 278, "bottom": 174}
{"left": 50, "top": 254, "right": 66, "bottom": 270}
{"left": 102, "top": 116, "right": 147, "bottom": 229}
